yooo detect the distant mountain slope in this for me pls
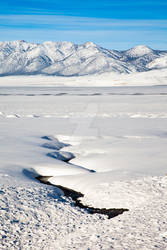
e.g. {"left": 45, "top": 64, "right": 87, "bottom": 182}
{"left": 0, "top": 40, "right": 166, "bottom": 76}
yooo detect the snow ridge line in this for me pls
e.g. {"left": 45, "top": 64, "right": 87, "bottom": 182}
{"left": 1, "top": 93, "right": 167, "bottom": 96}
{"left": 1, "top": 112, "right": 167, "bottom": 119}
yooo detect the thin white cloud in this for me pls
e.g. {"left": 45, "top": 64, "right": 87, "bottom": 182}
{"left": 0, "top": 15, "right": 167, "bottom": 29}
{"left": 0, "top": 15, "right": 166, "bottom": 50}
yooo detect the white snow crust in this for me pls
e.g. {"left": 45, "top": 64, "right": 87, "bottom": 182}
{"left": 1, "top": 175, "right": 167, "bottom": 250}
{"left": 0, "top": 85, "right": 167, "bottom": 249}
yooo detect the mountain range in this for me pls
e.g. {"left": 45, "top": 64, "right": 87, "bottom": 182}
{"left": 0, "top": 40, "right": 167, "bottom": 76}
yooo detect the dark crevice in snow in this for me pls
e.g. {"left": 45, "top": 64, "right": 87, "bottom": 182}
{"left": 46, "top": 151, "right": 75, "bottom": 162}
{"left": 36, "top": 175, "right": 129, "bottom": 219}
{"left": 35, "top": 135, "right": 128, "bottom": 218}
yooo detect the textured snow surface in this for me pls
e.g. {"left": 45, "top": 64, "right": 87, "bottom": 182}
{"left": 0, "top": 40, "right": 167, "bottom": 77}
{"left": 0, "top": 176, "right": 167, "bottom": 250}
{"left": 0, "top": 85, "right": 167, "bottom": 249}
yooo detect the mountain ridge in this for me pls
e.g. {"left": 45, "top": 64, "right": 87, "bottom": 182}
{"left": 0, "top": 40, "right": 167, "bottom": 76}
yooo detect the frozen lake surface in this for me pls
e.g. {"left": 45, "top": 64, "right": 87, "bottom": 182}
{"left": 0, "top": 85, "right": 167, "bottom": 249}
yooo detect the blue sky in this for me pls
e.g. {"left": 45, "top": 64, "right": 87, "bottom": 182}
{"left": 0, "top": 0, "right": 167, "bottom": 49}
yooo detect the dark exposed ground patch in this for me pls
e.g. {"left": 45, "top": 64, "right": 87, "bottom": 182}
{"left": 36, "top": 175, "right": 129, "bottom": 219}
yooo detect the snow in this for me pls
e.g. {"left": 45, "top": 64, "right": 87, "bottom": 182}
{"left": 0, "top": 85, "right": 167, "bottom": 249}
{"left": 148, "top": 54, "right": 167, "bottom": 69}
{"left": 1, "top": 175, "right": 167, "bottom": 249}
{"left": 0, "top": 40, "right": 166, "bottom": 76}
{"left": 0, "top": 68, "right": 167, "bottom": 87}
{"left": 125, "top": 45, "right": 153, "bottom": 57}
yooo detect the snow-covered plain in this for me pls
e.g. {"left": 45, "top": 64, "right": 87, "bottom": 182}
{"left": 0, "top": 85, "right": 167, "bottom": 249}
{"left": 0, "top": 68, "right": 167, "bottom": 87}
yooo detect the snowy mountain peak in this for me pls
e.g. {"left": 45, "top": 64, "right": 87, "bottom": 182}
{"left": 125, "top": 45, "right": 153, "bottom": 57}
{"left": 84, "top": 41, "right": 97, "bottom": 48}
{"left": 0, "top": 40, "right": 166, "bottom": 76}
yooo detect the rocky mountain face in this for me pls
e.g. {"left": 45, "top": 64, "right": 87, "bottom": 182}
{"left": 0, "top": 40, "right": 167, "bottom": 76}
